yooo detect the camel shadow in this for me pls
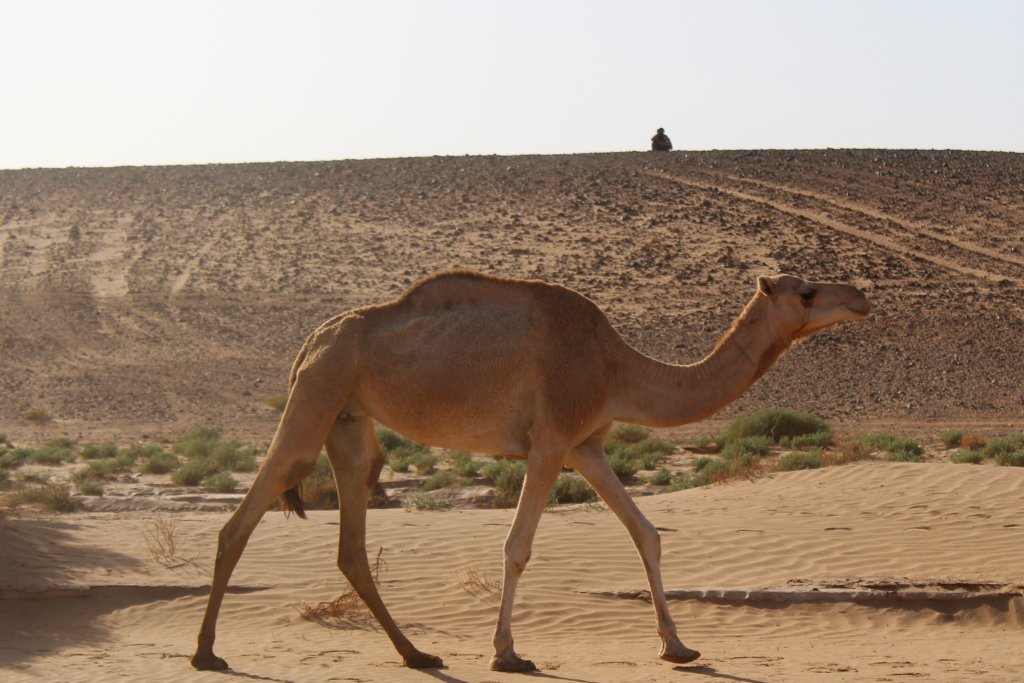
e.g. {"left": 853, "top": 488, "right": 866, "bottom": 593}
{"left": 674, "top": 664, "right": 768, "bottom": 683}
{"left": 416, "top": 666, "right": 597, "bottom": 683}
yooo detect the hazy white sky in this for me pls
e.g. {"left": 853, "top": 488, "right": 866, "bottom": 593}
{"left": 2, "top": 0, "right": 1022, "bottom": 169}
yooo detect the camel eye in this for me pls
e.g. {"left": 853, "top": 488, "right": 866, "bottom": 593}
{"left": 799, "top": 290, "right": 816, "bottom": 306}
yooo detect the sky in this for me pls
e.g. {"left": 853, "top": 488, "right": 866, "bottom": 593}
{"left": 2, "top": 0, "right": 1022, "bottom": 169}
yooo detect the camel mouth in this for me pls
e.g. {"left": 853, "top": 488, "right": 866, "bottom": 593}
{"left": 844, "top": 299, "right": 872, "bottom": 318}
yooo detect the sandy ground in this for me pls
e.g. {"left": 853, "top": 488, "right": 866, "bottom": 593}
{"left": 2, "top": 150, "right": 1024, "bottom": 681}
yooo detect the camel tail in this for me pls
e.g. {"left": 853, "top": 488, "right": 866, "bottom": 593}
{"left": 281, "top": 485, "right": 307, "bottom": 519}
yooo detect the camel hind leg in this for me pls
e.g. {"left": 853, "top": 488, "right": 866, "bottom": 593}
{"left": 192, "top": 327, "right": 356, "bottom": 670}
{"left": 324, "top": 416, "right": 443, "bottom": 668}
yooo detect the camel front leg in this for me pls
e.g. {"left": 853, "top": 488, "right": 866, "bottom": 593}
{"left": 566, "top": 439, "right": 701, "bottom": 665}
{"left": 490, "top": 450, "right": 563, "bottom": 672}
{"left": 324, "top": 417, "right": 442, "bottom": 669}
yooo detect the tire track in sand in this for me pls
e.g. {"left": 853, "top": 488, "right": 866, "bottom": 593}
{"left": 647, "top": 170, "right": 1023, "bottom": 286}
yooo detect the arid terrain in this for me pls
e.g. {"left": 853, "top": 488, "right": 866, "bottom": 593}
{"left": 2, "top": 149, "right": 1024, "bottom": 682}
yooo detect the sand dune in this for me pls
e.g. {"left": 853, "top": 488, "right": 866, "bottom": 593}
{"left": 3, "top": 461, "right": 1024, "bottom": 681}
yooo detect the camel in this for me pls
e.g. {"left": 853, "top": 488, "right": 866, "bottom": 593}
{"left": 191, "top": 270, "right": 870, "bottom": 673}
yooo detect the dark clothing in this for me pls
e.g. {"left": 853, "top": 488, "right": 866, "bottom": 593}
{"left": 651, "top": 132, "right": 672, "bottom": 152}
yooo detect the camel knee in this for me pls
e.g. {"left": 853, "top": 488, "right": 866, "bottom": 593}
{"left": 633, "top": 519, "right": 662, "bottom": 562}
{"left": 503, "top": 539, "right": 531, "bottom": 575}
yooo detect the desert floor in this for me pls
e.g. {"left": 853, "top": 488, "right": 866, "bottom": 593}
{"left": 2, "top": 149, "right": 1024, "bottom": 681}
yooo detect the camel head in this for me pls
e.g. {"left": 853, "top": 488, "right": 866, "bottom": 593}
{"left": 756, "top": 274, "right": 871, "bottom": 340}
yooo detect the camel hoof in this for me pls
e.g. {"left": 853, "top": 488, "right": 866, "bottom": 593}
{"left": 191, "top": 651, "right": 229, "bottom": 671}
{"left": 404, "top": 650, "right": 444, "bottom": 669}
{"left": 660, "top": 646, "right": 701, "bottom": 664}
{"left": 489, "top": 654, "right": 537, "bottom": 672}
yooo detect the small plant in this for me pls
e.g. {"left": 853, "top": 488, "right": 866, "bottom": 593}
{"left": 939, "top": 430, "right": 964, "bottom": 448}
{"left": 9, "top": 483, "right": 80, "bottom": 512}
{"left": 139, "top": 449, "right": 180, "bottom": 474}
{"left": 607, "top": 447, "right": 639, "bottom": 479}
{"left": 548, "top": 474, "right": 596, "bottom": 505}
{"left": 204, "top": 472, "right": 239, "bottom": 493}
{"left": 143, "top": 514, "right": 195, "bottom": 568}
{"left": 422, "top": 470, "right": 457, "bottom": 491}
{"left": 721, "top": 408, "right": 830, "bottom": 444}
{"left": 666, "top": 472, "right": 697, "bottom": 492}
{"left": 388, "top": 445, "right": 423, "bottom": 473}
{"left": 403, "top": 490, "right": 455, "bottom": 511}
{"left": 857, "top": 432, "right": 924, "bottom": 461}
{"left": 376, "top": 428, "right": 418, "bottom": 453}
{"left": 995, "top": 451, "right": 1024, "bottom": 467}
{"left": 607, "top": 423, "right": 648, "bottom": 445}
{"left": 788, "top": 431, "right": 834, "bottom": 449}
{"left": 778, "top": 449, "right": 823, "bottom": 471}
{"left": 649, "top": 466, "right": 672, "bottom": 486}
{"left": 410, "top": 451, "right": 437, "bottom": 475}
{"left": 721, "top": 435, "right": 772, "bottom": 459}
{"left": 982, "top": 434, "right": 1024, "bottom": 460}
{"left": 951, "top": 449, "right": 985, "bottom": 464}
{"left": 454, "top": 565, "right": 500, "bottom": 600}
{"left": 171, "top": 459, "right": 216, "bottom": 486}
{"left": 79, "top": 442, "right": 119, "bottom": 460}
{"left": 298, "top": 547, "right": 386, "bottom": 629}
{"left": 0, "top": 448, "right": 32, "bottom": 470}
{"left": 482, "top": 458, "right": 527, "bottom": 508}
{"left": 691, "top": 434, "right": 719, "bottom": 452}
{"left": 961, "top": 432, "right": 985, "bottom": 450}
{"left": 76, "top": 477, "right": 105, "bottom": 496}
{"left": 300, "top": 452, "right": 338, "bottom": 508}
{"left": 23, "top": 406, "right": 51, "bottom": 422}
{"left": 449, "top": 451, "right": 480, "bottom": 478}
{"left": 26, "top": 444, "right": 74, "bottom": 466}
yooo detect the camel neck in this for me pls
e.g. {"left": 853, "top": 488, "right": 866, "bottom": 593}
{"left": 612, "top": 299, "right": 792, "bottom": 427}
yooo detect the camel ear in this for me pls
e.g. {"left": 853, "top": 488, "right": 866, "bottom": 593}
{"left": 757, "top": 276, "right": 774, "bottom": 297}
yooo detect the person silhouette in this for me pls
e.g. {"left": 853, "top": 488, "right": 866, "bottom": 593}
{"left": 651, "top": 127, "right": 672, "bottom": 152}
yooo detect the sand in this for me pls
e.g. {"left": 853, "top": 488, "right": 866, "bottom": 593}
{"left": 2, "top": 150, "right": 1024, "bottom": 681}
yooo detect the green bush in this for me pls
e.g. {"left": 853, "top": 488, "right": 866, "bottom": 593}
{"left": 139, "top": 449, "right": 179, "bottom": 474}
{"left": 403, "top": 491, "right": 455, "bottom": 511}
{"left": 0, "top": 448, "right": 31, "bottom": 470}
{"left": 995, "top": 451, "right": 1024, "bottom": 467}
{"left": 721, "top": 408, "right": 830, "bottom": 444}
{"left": 299, "top": 452, "right": 338, "bottom": 508}
{"left": 857, "top": 432, "right": 924, "bottom": 461}
{"left": 482, "top": 458, "right": 527, "bottom": 508}
{"left": 982, "top": 434, "right": 1024, "bottom": 460}
{"left": 388, "top": 444, "right": 426, "bottom": 473}
{"left": 76, "top": 477, "right": 105, "bottom": 496}
{"left": 174, "top": 426, "right": 223, "bottom": 459}
{"left": 377, "top": 427, "right": 419, "bottom": 453}
{"left": 27, "top": 445, "right": 74, "bottom": 466}
{"left": 172, "top": 459, "right": 216, "bottom": 486}
{"left": 666, "top": 473, "right": 697, "bottom": 492}
{"left": 721, "top": 435, "right": 772, "bottom": 459}
{"left": 778, "top": 449, "right": 824, "bottom": 471}
{"left": 607, "top": 423, "right": 648, "bottom": 445}
{"left": 888, "top": 449, "right": 925, "bottom": 463}
{"left": 649, "top": 467, "right": 672, "bottom": 486}
{"left": 410, "top": 451, "right": 437, "bottom": 474}
{"left": 549, "top": 474, "right": 596, "bottom": 505}
{"left": 951, "top": 449, "right": 985, "bottom": 464}
{"left": 204, "top": 472, "right": 239, "bottom": 493}
{"left": 788, "top": 431, "right": 835, "bottom": 449}
{"left": 11, "top": 483, "right": 80, "bottom": 512}
{"left": 422, "top": 470, "right": 457, "bottom": 491}
{"left": 631, "top": 438, "right": 676, "bottom": 469}
{"left": 939, "top": 430, "right": 964, "bottom": 448}
{"left": 606, "top": 447, "right": 639, "bottom": 479}
{"left": 210, "top": 441, "right": 259, "bottom": 473}
{"left": 79, "top": 442, "right": 119, "bottom": 460}
{"left": 449, "top": 452, "right": 480, "bottom": 478}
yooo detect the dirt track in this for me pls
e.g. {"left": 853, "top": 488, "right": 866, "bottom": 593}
{"left": 2, "top": 150, "right": 1023, "bottom": 445}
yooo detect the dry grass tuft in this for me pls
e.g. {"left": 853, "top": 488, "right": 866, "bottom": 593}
{"left": 455, "top": 565, "right": 501, "bottom": 601}
{"left": 298, "top": 547, "right": 387, "bottom": 630}
{"left": 143, "top": 514, "right": 196, "bottom": 568}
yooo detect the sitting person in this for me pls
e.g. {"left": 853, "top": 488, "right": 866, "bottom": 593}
{"left": 651, "top": 127, "right": 672, "bottom": 152}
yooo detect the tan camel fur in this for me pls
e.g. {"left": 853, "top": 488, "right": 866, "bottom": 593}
{"left": 191, "top": 271, "right": 871, "bottom": 673}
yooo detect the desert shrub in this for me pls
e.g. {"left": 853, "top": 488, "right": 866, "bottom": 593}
{"left": 76, "top": 477, "right": 105, "bottom": 496}
{"left": 606, "top": 447, "right": 639, "bottom": 479}
{"left": 607, "top": 423, "right": 648, "bottom": 445}
{"left": 961, "top": 432, "right": 986, "bottom": 450}
{"left": 630, "top": 438, "right": 676, "bottom": 468}
{"left": 692, "top": 456, "right": 715, "bottom": 472}
{"left": 26, "top": 444, "right": 73, "bottom": 466}
{"left": 649, "top": 467, "right": 672, "bottom": 486}
{"left": 449, "top": 451, "right": 480, "bottom": 478}
{"left": 173, "top": 426, "right": 223, "bottom": 459}
{"left": 778, "top": 449, "right": 824, "bottom": 471}
{"left": 410, "top": 451, "right": 437, "bottom": 474}
{"left": 204, "top": 472, "right": 239, "bottom": 493}
{"left": 721, "top": 408, "right": 830, "bottom": 444}
{"left": 10, "top": 483, "right": 80, "bottom": 512}
{"left": 172, "top": 459, "right": 216, "bottom": 486}
{"left": 951, "top": 449, "right": 985, "bottom": 464}
{"left": 995, "top": 451, "right": 1024, "bottom": 467}
{"left": 0, "top": 448, "right": 32, "bottom": 470}
{"left": 939, "top": 430, "right": 964, "bottom": 448}
{"left": 388, "top": 444, "right": 427, "bottom": 473}
{"left": 403, "top": 491, "right": 455, "bottom": 511}
{"left": 139, "top": 449, "right": 179, "bottom": 474}
{"left": 210, "top": 441, "right": 259, "bottom": 473}
{"left": 787, "top": 431, "right": 835, "bottom": 449}
{"left": 721, "top": 435, "right": 772, "bottom": 459}
{"left": 982, "top": 434, "right": 1024, "bottom": 460}
{"left": 857, "top": 432, "right": 923, "bottom": 460}
{"left": 79, "top": 442, "right": 119, "bottom": 460}
{"left": 666, "top": 472, "right": 697, "bottom": 492}
{"left": 888, "top": 448, "right": 925, "bottom": 463}
{"left": 692, "top": 434, "right": 719, "bottom": 452}
{"left": 376, "top": 427, "right": 418, "bottom": 453}
{"left": 422, "top": 470, "right": 457, "bottom": 491}
{"left": 72, "top": 459, "right": 117, "bottom": 482}
{"left": 23, "top": 406, "right": 50, "bottom": 422}
{"left": 549, "top": 474, "right": 596, "bottom": 505}
{"left": 482, "top": 458, "right": 527, "bottom": 508}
